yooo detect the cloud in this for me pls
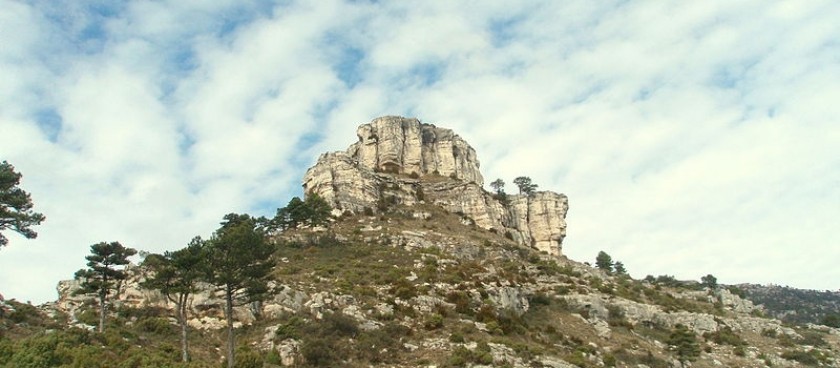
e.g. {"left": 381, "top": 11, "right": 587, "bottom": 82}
{"left": 0, "top": 0, "right": 838, "bottom": 303}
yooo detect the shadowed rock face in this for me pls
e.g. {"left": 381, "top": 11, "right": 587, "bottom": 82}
{"left": 303, "top": 116, "right": 568, "bottom": 255}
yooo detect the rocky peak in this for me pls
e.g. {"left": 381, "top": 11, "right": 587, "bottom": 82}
{"left": 348, "top": 116, "right": 483, "bottom": 184}
{"left": 303, "top": 116, "right": 568, "bottom": 255}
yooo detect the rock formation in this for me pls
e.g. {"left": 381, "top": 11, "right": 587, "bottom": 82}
{"left": 303, "top": 116, "right": 569, "bottom": 255}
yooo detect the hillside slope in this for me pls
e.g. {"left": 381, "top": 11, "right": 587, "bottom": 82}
{"left": 2, "top": 203, "right": 838, "bottom": 367}
{"left": 2, "top": 116, "right": 838, "bottom": 367}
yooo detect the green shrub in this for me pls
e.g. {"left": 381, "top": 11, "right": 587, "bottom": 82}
{"left": 668, "top": 324, "right": 700, "bottom": 363}
{"left": 822, "top": 314, "right": 840, "bottom": 328}
{"left": 264, "top": 349, "right": 281, "bottom": 365}
{"left": 301, "top": 337, "right": 337, "bottom": 367}
{"left": 446, "top": 342, "right": 493, "bottom": 367}
{"left": 449, "top": 333, "right": 465, "bottom": 343}
{"left": 558, "top": 265, "right": 582, "bottom": 278}
{"left": 75, "top": 308, "right": 99, "bottom": 326}
{"left": 135, "top": 317, "right": 174, "bottom": 334}
{"left": 275, "top": 315, "right": 305, "bottom": 340}
{"left": 602, "top": 352, "right": 617, "bottom": 367}
{"left": 475, "top": 305, "right": 496, "bottom": 323}
{"left": 314, "top": 312, "right": 359, "bottom": 338}
{"left": 446, "top": 291, "right": 473, "bottom": 315}
{"left": 355, "top": 323, "right": 408, "bottom": 364}
{"left": 389, "top": 278, "right": 418, "bottom": 300}
{"left": 798, "top": 331, "right": 828, "bottom": 347}
{"left": 606, "top": 305, "right": 632, "bottom": 329}
{"left": 781, "top": 349, "right": 826, "bottom": 366}
{"left": 528, "top": 293, "right": 552, "bottom": 307}
{"left": 727, "top": 286, "right": 746, "bottom": 298}
{"left": 231, "top": 346, "right": 263, "bottom": 368}
{"left": 485, "top": 321, "right": 502, "bottom": 335}
{"left": 703, "top": 326, "right": 745, "bottom": 346}
{"left": 564, "top": 350, "right": 588, "bottom": 367}
{"left": 5, "top": 302, "right": 43, "bottom": 324}
{"left": 425, "top": 313, "right": 444, "bottom": 330}
{"left": 612, "top": 348, "right": 668, "bottom": 368}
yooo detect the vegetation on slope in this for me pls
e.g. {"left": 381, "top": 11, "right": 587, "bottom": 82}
{"left": 1, "top": 189, "right": 839, "bottom": 367}
{"left": 736, "top": 284, "right": 840, "bottom": 327}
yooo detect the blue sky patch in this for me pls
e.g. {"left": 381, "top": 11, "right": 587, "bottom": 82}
{"left": 215, "top": 1, "right": 279, "bottom": 38}
{"left": 408, "top": 62, "right": 445, "bottom": 87}
{"left": 488, "top": 15, "right": 526, "bottom": 47}
{"left": 334, "top": 47, "right": 366, "bottom": 88}
{"left": 33, "top": 108, "right": 63, "bottom": 143}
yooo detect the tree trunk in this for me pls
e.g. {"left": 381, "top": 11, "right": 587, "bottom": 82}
{"left": 178, "top": 294, "right": 190, "bottom": 362}
{"left": 225, "top": 285, "right": 235, "bottom": 368}
{"left": 98, "top": 290, "right": 106, "bottom": 333}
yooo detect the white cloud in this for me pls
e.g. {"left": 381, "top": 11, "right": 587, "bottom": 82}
{"left": 0, "top": 0, "right": 838, "bottom": 303}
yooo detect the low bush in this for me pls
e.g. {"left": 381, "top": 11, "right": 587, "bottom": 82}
{"left": 445, "top": 342, "right": 493, "bottom": 367}
{"left": 703, "top": 326, "right": 745, "bottom": 346}
{"left": 781, "top": 349, "right": 827, "bottom": 366}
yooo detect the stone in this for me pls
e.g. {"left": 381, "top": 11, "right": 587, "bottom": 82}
{"left": 302, "top": 116, "right": 569, "bottom": 255}
{"left": 276, "top": 339, "right": 300, "bottom": 366}
{"left": 539, "top": 356, "right": 578, "bottom": 368}
{"left": 715, "top": 288, "right": 759, "bottom": 314}
{"left": 591, "top": 319, "right": 612, "bottom": 338}
{"left": 485, "top": 286, "right": 530, "bottom": 316}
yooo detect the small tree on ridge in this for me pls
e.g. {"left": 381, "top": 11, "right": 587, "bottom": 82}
{"left": 74, "top": 241, "right": 137, "bottom": 333}
{"left": 141, "top": 236, "right": 206, "bottom": 362}
{"left": 596, "top": 250, "right": 613, "bottom": 273}
{"left": 490, "top": 178, "right": 505, "bottom": 194}
{"left": 513, "top": 176, "right": 538, "bottom": 195}
{"left": 0, "top": 161, "right": 45, "bottom": 248}
{"left": 204, "top": 213, "right": 277, "bottom": 368}
{"left": 701, "top": 274, "right": 718, "bottom": 290}
{"left": 614, "top": 261, "right": 627, "bottom": 275}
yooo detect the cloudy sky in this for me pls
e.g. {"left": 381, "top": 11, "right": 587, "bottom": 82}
{"left": 1, "top": 0, "right": 838, "bottom": 303}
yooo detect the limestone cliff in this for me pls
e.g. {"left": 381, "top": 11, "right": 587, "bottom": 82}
{"left": 303, "top": 116, "right": 568, "bottom": 255}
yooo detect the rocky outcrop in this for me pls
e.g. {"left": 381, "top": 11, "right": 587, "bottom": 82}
{"left": 349, "top": 116, "right": 483, "bottom": 184}
{"left": 562, "top": 291, "right": 801, "bottom": 339}
{"left": 303, "top": 116, "right": 569, "bottom": 255}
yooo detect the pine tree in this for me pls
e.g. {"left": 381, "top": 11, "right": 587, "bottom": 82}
{"left": 0, "top": 161, "right": 45, "bottom": 248}
{"left": 614, "top": 261, "right": 627, "bottom": 275}
{"left": 490, "top": 178, "right": 505, "bottom": 194}
{"left": 204, "top": 214, "right": 276, "bottom": 368}
{"left": 668, "top": 324, "right": 701, "bottom": 363}
{"left": 701, "top": 274, "right": 718, "bottom": 289}
{"left": 141, "top": 237, "right": 206, "bottom": 362}
{"left": 513, "top": 176, "right": 538, "bottom": 195}
{"left": 595, "top": 251, "right": 613, "bottom": 272}
{"left": 74, "top": 241, "right": 137, "bottom": 332}
{"left": 274, "top": 195, "right": 332, "bottom": 230}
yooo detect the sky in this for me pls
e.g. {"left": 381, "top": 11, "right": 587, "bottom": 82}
{"left": 0, "top": 0, "right": 838, "bottom": 304}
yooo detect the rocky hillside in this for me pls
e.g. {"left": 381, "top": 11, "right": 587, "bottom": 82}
{"left": 736, "top": 284, "right": 840, "bottom": 327}
{"left": 1, "top": 116, "right": 838, "bottom": 368}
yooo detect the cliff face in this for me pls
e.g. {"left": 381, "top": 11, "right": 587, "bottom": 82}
{"left": 349, "top": 116, "right": 484, "bottom": 185}
{"left": 303, "top": 116, "right": 568, "bottom": 255}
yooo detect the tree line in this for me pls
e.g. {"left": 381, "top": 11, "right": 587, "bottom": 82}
{"left": 487, "top": 176, "right": 540, "bottom": 206}
{"left": 71, "top": 194, "right": 331, "bottom": 367}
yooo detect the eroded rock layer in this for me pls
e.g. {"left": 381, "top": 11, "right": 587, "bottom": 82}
{"left": 303, "top": 116, "right": 568, "bottom": 255}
